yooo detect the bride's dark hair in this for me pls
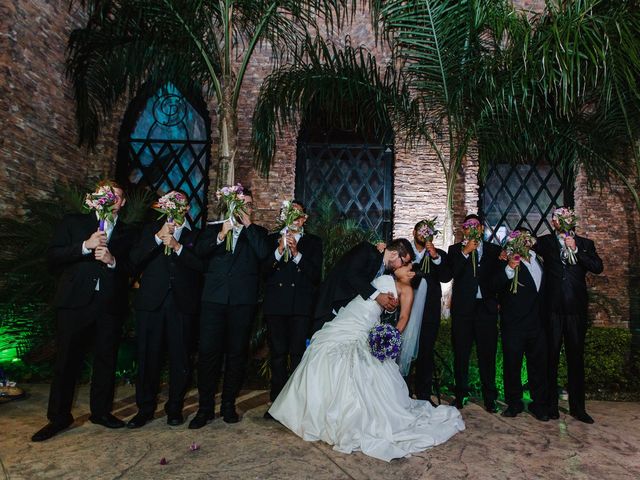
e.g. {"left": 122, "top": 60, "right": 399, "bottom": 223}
{"left": 409, "top": 263, "right": 423, "bottom": 289}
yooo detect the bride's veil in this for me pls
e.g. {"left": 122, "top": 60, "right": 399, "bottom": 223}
{"left": 397, "top": 277, "right": 428, "bottom": 376}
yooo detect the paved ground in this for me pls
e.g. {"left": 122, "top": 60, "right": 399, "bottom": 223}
{"left": 1, "top": 384, "right": 639, "bottom": 479}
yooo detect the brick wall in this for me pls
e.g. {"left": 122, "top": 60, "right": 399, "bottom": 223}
{"left": 0, "top": 0, "right": 633, "bottom": 326}
{"left": 0, "top": 1, "right": 121, "bottom": 216}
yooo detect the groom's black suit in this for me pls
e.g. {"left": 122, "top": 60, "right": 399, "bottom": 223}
{"left": 409, "top": 247, "right": 452, "bottom": 400}
{"left": 535, "top": 233, "right": 603, "bottom": 416}
{"left": 313, "top": 241, "right": 383, "bottom": 332}
{"left": 194, "top": 223, "right": 270, "bottom": 415}
{"left": 129, "top": 220, "right": 203, "bottom": 418}
{"left": 47, "top": 213, "right": 134, "bottom": 423}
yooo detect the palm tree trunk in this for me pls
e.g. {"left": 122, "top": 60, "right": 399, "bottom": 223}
{"left": 217, "top": 90, "right": 237, "bottom": 188}
{"left": 442, "top": 171, "right": 456, "bottom": 248}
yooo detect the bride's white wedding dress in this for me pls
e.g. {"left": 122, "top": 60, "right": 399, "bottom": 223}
{"left": 268, "top": 275, "right": 465, "bottom": 462}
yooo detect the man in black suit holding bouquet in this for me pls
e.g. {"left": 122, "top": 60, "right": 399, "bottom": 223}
{"left": 189, "top": 188, "right": 270, "bottom": 428}
{"left": 447, "top": 214, "right": 501, "bottom": 412}
{"left": 127, "top": 195, "right": 203, "bottom": 428}
{"left": 536, "top": 207, "right": 603, "bottom": 423}
{"left": 262, "top": 201, "right": 323, "bottom": 417}
{"left": 32, "top": 181, "right": 134, "bottom": 442}
{"left": 495, "top": 228, "right": 548, "bottom": 421}
{"left": 407, "top": 221, "right": 452, "bottom": 404}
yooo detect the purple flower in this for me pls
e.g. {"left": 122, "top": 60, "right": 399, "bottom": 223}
{"left": 160, "top": 458, "right": 167, "bottom": 465}
{"left": 368, "top": 323, "right": 402, "bottom": 362}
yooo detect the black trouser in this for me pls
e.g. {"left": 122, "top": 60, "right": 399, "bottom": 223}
{"left": 502, "top": 327, "right": 548, "bottom": 412}
{"left": 413, "top": 305, "right": 441, "bottom": 400}
{"left": 547, "top": 312, "right": 587, "bottom": 414}
{"left": 451, "top": 301, "right": 498, "bottom": 403}
{"left": 196, "top": 302, "right": 256, "bottom": 414}
{"left": 135, "top": 294, "right": 194, "bottom": 416}
{"left": 47, "top": 292, "right": 122, "bottom": 422}
{"left": 265, "top": 314, "right": 312, "bottom": 402}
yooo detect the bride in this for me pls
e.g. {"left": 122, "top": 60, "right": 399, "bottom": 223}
{"left": 268, "top": 264, "right": 465, "bottom": 462}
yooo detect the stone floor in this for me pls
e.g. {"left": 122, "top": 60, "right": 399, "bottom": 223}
{"left": 1, "top": 384, "right": 639, "bottom": 479}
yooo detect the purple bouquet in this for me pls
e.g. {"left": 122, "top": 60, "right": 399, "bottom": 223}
{"left": 368, "top": 323, "right": 403, "bottom": 362}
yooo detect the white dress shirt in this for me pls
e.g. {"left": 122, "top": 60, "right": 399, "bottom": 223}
{"left": 154, "top": 221, "right": 187, "bottom": 255}
{"left": 82, "top": 213, "right": 117, "bottom": 291}
{"left": 505, "top": 251, "right": 543, "bottom": 292}
{"left": 274, "top": 231, "right": 303, "bottom": 264}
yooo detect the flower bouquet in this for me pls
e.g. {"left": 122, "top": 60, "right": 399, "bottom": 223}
{"left": 503, "top": 230, "right": 537, "bottom": 294}
{"left": 215, "top": 183, "right": 248, "bottom": 252}
{"left": 278, "top": 200, "right": 306, "bottom": 262}
{"left": 153, "top": 191, "right": 189, "bottom": 255}
{"left": 368, "top": 323, "right": 402, "bottom": 362}
{"left": 416, "top": 217, "right": 439, "bottom": 273}
{"left": 552, "top": 207, "right": 578, "bottom": 265}
{"left": 84, "top": 184, "right": 117, "bottom": 231}
{"left": 462, "top": 218, "right": 483, "bottom": 277}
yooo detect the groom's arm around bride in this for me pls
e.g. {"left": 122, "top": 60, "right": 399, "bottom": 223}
{"left": 312, "top": 239, "right": 413, "bottom": 333}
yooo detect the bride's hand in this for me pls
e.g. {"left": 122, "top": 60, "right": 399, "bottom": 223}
{"left": 376, "top": 293, "right": 398, "bottom": 311}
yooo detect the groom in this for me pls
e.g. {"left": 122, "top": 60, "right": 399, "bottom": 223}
{"left": 313, "top": 238, "right": 415, "bottom": 333}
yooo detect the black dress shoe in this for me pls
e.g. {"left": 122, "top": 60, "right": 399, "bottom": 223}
{"left": 548, "top": 408, "right": 560, "bottom": 420}
{"left": 167, "top": 412, "right": 184, "bottom": 426}
{"left": 484, "top": 401, "right": 499, "bottom": 414}
{"left": 570, "top": 411, "right": 594, "bottom": 424}
{"left": 188, "top": 411, "right": 215, "bottom": 430}
{"left": 263, "top": 411, "right": 274, "bottom": 420}
{"left": 501, "top": 405, "right": 523, "bottom": 418}
{"left": 127, "top": 412, "right": 154, "bottom": 429}
{"left": 222, "top": 405, "right": 240, "bottom": 424}
{"left": 529, "top": 409, "right": 549, "bottom": 422}
{"left": 89, "top": 413, "right": 125, "bottom": 429}
{"left": 31, "top": 417, "right": 73, "bottom": 442}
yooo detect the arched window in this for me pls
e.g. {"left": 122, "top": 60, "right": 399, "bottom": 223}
{"left": 296, "top": 127, "right": 394, "bottom": 239}
{"left": 117, "top": 83, "right": 212, "bottom": 226}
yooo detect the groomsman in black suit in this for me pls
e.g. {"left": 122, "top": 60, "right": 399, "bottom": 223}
{"left": 448, "top": 214, "right": 501, "bottom": 412}
{"left": 407, "top": 221, "right": 452, "bottom": 404}
{"left": 262, "top": 201, "right": 323, "bottom": 418}
{"left": 32, "top": 181, "right": 134, "bottom": 442}
{"left": 495, "top": 229, "right": 548, "bottom": 421}
{"left": 313, "top": 238, "right": 415, "bottom": 332}
{"left": 536, "top": 209, "right": 603, "bottom": 423}
{"left": 189, "top": 188, "right": 270, "bottom": 428}
{"left": 127, "top": 202, "right": 203, "bottom": 428}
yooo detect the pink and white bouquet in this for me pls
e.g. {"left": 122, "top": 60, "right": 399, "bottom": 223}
{"left": 416, "top": 217, "right": 439, "bottom": 273}
{"left": 503, "top": 230, "right": 537, "bottom": 294}
{"left": 153, "top": 191, "right": 189, "bottom": 255}
{"left": 278, "top": 200, "right": 306, "bottom": 262}
{"left": 215, "top": 183, "right": 248, "bottom": 252}
{"left": 84, "top": 185, "right": 117, "bottom": 231}
{"left": 462, "top": 218, "right": 483, "bottom": 277}
{"left": 552, "top": 207, "right": 578, "bottom": 265}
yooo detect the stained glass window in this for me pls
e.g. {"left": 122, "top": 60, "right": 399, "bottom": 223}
{"left": 122, "top": 83, "right": 211, "bottom": 227}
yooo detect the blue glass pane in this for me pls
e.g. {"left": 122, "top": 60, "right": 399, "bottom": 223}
{"left": 127, "top": 83, "right": 210, "bottom": 227}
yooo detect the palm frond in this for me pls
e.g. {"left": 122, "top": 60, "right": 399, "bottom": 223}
{"left": 251, "top": 35, "right": 412, "bottom": 174}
